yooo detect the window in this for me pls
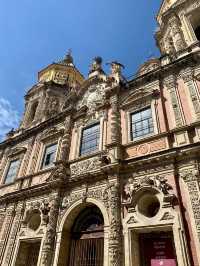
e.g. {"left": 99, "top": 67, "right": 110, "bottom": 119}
{"left": 4, "top": 159, "right": 20, "bottom": 184}
{"left": 29, "top": 101, "right": 38, "bottom": 122}
{"left": 131, "top": 107, "right": 154, "bottom": 140}
{"left": 80, "top": 123, "right": 100, "bottom": 156}
{"left": 41, "top": 143, "right": 57, "bottom": 169}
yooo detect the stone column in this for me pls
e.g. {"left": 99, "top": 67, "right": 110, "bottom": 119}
{"left": 106, "top": 177, "right": 122, "bottom": 266}
{"left": 180, "top": 168, "right": 200, "bottom": 243}
{"left": 181, "top": 69, "right": 200, "bottom": 120}
{"left": 110, "top": 94, "right": 121, "bottom": 144}
{"left": 169, "top": 15, "right": 186, "bottom": 52}
{"left": 164, "top": 75, "right": 184, "bottom": 127}
{"left": 0, "top": 204, "right": 15, "bottom": 264}
{"left": 40, "top": 190, "right": 61, "bottom": 266}
{"left": 59, "top": 115, "right": 72, "bottom": 162}
{"left": 108, "top": 93, "right": 122, "bottom": 162}
{"left": 2, "top": 202, "right": 25, "bottom": 266}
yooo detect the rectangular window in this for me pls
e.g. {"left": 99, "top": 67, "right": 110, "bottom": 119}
{"left": 41, "top": 143, "right": 57, "bottom": 169}
{"left": 131, "top": 107, "right": 154, "bottom": 140}
{"left": 4, "top": 159, "right": 20, "bottom": 184}
{"left": 80, "top": 123, "right": 100, "bottom": 156}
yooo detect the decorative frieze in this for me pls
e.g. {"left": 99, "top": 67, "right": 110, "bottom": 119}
{"left": 70, "top": 156, "right": 102, "bottom": 177}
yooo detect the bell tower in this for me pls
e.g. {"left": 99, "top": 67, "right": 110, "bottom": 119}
{"left": 155, "top": 0, "right": 200, "bottom": 59}
{"left": 20, "top": 51, "right": 84, "bottom": 130}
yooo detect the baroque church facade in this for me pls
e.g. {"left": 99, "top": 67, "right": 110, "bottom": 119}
{"left": 0, "top": 0, "right": 200, "bottom": 265}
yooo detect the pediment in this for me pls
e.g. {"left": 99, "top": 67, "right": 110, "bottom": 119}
{"left": 7, "top": 146, "right": 27, "bottom": 157}
{"left": 39, "top": 127, "right": 64, "bottom": 141}
{"left": 77, "top": 82, "right": 107, "bottom": 114}
{"left": 157, "top": 0, "right": 179, "bottom": 19}
{"left": 120, "top": 88, "right": 152, "bottom": 108}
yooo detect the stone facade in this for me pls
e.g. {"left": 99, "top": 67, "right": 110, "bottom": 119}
{"left": 1, "top": 1, "right": 200, "bottom": 265}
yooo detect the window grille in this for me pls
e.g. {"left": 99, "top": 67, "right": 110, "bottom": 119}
{"left": 80, "top": 123, "right": 100, "bottom": 156}
{"left": 4, "top": 159, "right": 20, "bottom": 184}
{"left": 131, "top": 107, "right": 153, "bottom": 140}
{"left": 41, "top": 143, "right": 57, "bottom": 169}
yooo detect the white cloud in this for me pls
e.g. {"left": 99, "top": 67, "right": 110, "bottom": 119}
{"left": 0, "top": 98, "right": 20, "bottom": 141}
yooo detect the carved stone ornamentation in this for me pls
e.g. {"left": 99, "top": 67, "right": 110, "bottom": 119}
{"left": 123, "top": 175, "right": 172, "bottom": 204}
{"left": 180, "top": 168, "right": 200, "bottom": 242}
{"left": 40, "top": 200, "right": 50, "bottom": 225}
{"left": 3, "top": 202, "right": 24, "bottom": 266}
{"left": 70, "top": 156, "right": 102, "bottom": 177}
{"left": 169, "top": 16, "right": 186, "bottom": 52}
{"left": 181, "top": 69, "right": 200, "bottom": 120}
{"left": 110, "top": 94, "right": 121, "bottom": 144}
{"left": 105, "top": 180, "right": 122, "bottom": 266}
{"left": 164, "top": 76, "right": 184, "bottom": 127}
{"left": 77, "top": 84, "right": 106, "bottom": 115}
{"left": 40, "top": 190, "right": 61, "bottom": 266}
{"left": 47, "top": 162, "right": 70, "bottom": 183}
{"left": 45, "top": 96, "right": 60, "bottom": 119}
{"left": 59, "top": 116, "right": 72, "bottom": 161}
{"left": 161, "top": 212, "right": 174, "bottom": 221}
{"left": 127, "top": 216, "right": 138, "bottom": 224}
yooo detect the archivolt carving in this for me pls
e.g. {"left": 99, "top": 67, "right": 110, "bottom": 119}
{"left": 61, "top": 186, "right": 107, "bottom": 210}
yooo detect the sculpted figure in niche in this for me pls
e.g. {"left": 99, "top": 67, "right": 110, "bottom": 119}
{"left": 45, "top": 97, "right": 60, "bottom": 118}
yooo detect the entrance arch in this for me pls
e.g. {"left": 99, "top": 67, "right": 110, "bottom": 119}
{"left": 55, "top": 199, "right": 109, "bottom": 266}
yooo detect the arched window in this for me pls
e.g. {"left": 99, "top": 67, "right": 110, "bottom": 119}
{"left": 68, "top": 206, "right": 104, "bottom": 266}
{"left": 29, "top": 101, "right": 38, "bottom": 123}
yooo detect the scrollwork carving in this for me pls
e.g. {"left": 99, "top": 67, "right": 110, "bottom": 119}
{"left": 70, "top": 156, "right": 102, "bottom": 177}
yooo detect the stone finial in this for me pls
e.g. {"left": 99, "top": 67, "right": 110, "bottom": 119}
{"left": 64, "top": 49, "right": 74, "bottom": 65}
{"left": 109, "top": 61, "right": 124, "bottom": 75}
{"left": 89, "top": 56, "right": 103, "bottom": 73}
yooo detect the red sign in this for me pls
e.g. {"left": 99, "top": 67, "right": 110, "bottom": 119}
{"left": 151, "top": 259, "right": 176, "bottom": 266}
{"left": 140, "top": 233, "right": 177, "bottom": 266}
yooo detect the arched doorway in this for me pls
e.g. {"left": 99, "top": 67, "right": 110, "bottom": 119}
{"left": 68, "top": 206, "right": 104, "bottom": 266}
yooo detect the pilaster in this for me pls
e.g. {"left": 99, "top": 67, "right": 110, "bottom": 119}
{"left": 106, "top": 176, "right": 123, "bottom": 266}
{"left": 181, "top": 68, "right": 200, "bottom": 120}
{"left": 0, "top": 204, "right": 15, "bottom": 265}
{"left": 40, "top": 190, "right": 61, "bottom": 266}
{"left": 2, "top": 202, "right": 25, "bottom": 266}
{"left": 164, "top": 75, "right": 184, "bottom": 128}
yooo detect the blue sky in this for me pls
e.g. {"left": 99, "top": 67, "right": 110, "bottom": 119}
{"left": 0, "top": 0, "right": 161, "bottom": 140}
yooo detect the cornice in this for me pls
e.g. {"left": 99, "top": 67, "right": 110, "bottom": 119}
{"left": 127, "top": 51, "right": 200, "bottom": 89}
{"left": 0, "top": 107, "right": 73, "bottom": 149}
